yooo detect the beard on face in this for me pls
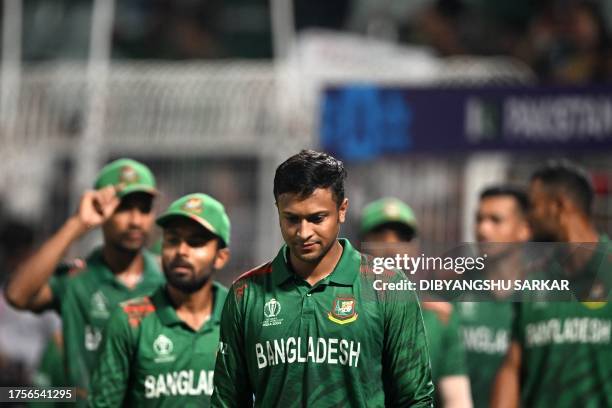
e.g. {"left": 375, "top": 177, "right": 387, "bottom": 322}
{"left": 530, "top": 231, "right": 557, "bottom": 242}
{"left": 529, "top": 220, "right": 559, "bottom": 242}
{"left": 163, "top": 256, "right": 214, "bottom": 294}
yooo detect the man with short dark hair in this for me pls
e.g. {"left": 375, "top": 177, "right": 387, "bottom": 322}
{"left": 4, "top": 158, "right": 164, "bottom": 402}
{"left": 89, "top": 193, "right": 230, "bottom": 407}
{"left": 528, "top": 160, "right": 596, "bottom": 242}
{"left": 457, "top": 185, "right": 530, "bottom": 408}
{"left": 492, "top": 160, "right": 612, "bottom": 407}
{"left": 476, "top": 185, "right": 530, "bottom": 245}
{"left": 212, "top": 150, "right": 433, "bottom": 407}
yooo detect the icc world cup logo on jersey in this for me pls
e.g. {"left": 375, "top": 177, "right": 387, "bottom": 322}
{"left": 153, "top": 334, "right": 176, "bottom": 363}
{"left": 262, "top": 298, "right": 283, "bottom": 327}
{"left": 90, "top": 290, "right": 110, "bottom": 318}
{"left": 264, "top": 298, "right": 281, "bottom": 318}
{"left": 153, "top": 334, "right": 173, "bottom": 356}
{"left": 328, "top": 296, "right": 358, "bottom": 325}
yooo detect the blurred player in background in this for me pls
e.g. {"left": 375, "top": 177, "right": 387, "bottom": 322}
{"left": 4, "top": 158, "right": 164, "bottom": 404}
{"left": 212, "top": 150, "right": 433, "bottom": 407}
{"left": 0, "top": 220, "right": 60, "bottom": 390}
{"left": 360, "top": 197, "right": 472, "bottom": 408}
{"left": 456, "top": 186, "right": 530, "bottom": 408}
{"left": 492, "top": 160, "right": 612, "bottom": 407}
{"left": 90, "top": 193, "right": 230, "bottom": 406}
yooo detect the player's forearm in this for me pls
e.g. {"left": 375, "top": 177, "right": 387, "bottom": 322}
{"left": 439, "top": 376, "right": 473, "bottom": 408}
{"left": 4, "top": 215, "right": 87, "bottom": 309}
{"left": 491, "top": 341, "right": 521, "bottom": 408}
{"left": 490, "top": 366, "right": 519, "bottom": 408}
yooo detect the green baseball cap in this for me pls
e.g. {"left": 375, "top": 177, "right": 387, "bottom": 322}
{"left": 360, "top": 197, "right": 418, "bottom": 235}
{"left": 156, "top": 193, "right": 231, "bottom": 247}
{"left": 94, "top": 158, "right": 157, "bottom": 198}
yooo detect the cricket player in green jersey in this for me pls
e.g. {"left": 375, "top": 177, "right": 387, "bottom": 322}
{"left": 455, "top": 185, "right": 530, "bottom": 408}
{"left": 89, "top": 193, "right": 231, "bottom": 407}
{"left": 5, "top": 158, "right": 164, "bottom": 403}
{"left": 492, "top": 161, "right": 612, "bottom": 407}
{"left": 360, "top": 197, "right": 472, "bottom": 408}
{"left": 212, "top": 150, "right": 433, "bottom": 407}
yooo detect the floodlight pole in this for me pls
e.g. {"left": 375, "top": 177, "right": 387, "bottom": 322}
{"left": 1, "top": 0, "right": 22, "bottom": 140}
{"left": 72, "top": 0, "right": 115, "bottom": 200}
{"left": 72, "top": 0, "right": 115, "bottom": 252}
{"left": 270, "top": 0, "right": 295, "bottom": 59}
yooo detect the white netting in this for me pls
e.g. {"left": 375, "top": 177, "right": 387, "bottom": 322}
{"left": 0, "top": 52, "right": 549, "bottom": 263}
{"left": 6, "top": 62, "right": 312, "bottom": 155}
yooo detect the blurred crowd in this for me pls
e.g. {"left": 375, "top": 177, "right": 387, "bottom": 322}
{"left": 18, "top": 0, "right": 612, "bottom": 84}
{"left": 0, "top": 218, "right": 62, "bottom": 394}
{"left": 413, "top": 0, "right": 612, "bottom": 84}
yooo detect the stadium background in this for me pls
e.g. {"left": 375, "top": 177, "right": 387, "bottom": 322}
{"left": 1, "top": 0, "right": 612, "bottom": 393}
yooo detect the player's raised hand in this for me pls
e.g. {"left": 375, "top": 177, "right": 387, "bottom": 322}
{"left": 76, "top": 186, "right": 120, "bottom": 231}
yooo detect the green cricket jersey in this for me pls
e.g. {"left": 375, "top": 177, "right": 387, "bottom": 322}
{"left": 212, "top": 239, "right": 434, "bottom": 407}
{"left": 48, "top": 247, "right": 164, "bottom": 401}
{"left": 455, "top": 301, "right": 512, "bottom": 408}
{"left": 422, "top": 307, "right": 467, "bottom": 406}
{"left": 89, "top": 282, "right": 228, "bottom": 407}
{"left": 513, "top": 235, "right": 612, "bottom": 407}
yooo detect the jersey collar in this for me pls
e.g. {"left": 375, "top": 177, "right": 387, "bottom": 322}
{"left": 209, "top": 282, "right": 229, "bottom": 324}
{"left": 88, "top": 247, "right": 163, "bottom": 289}
{"left": 271, "top": 238, "right": 361, "bottom": 287}
{"left": 153, "top": 282, "right": 227, "bottom": 330}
